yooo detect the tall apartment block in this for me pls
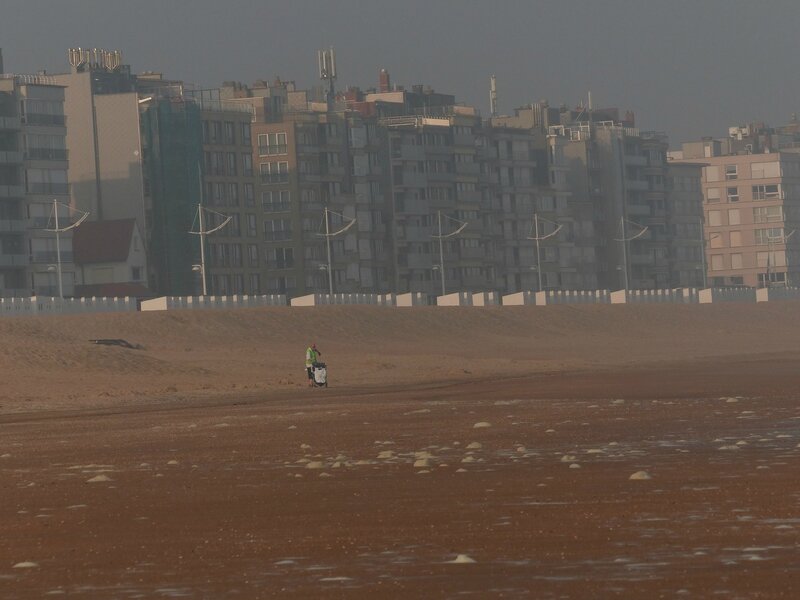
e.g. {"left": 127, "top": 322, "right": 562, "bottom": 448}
{"left": 676, "top": 151, "right": 800, "bottom": 287}
{"left": 0, "top": 72, "right": 74, "bottom": 297}
{"left": 525, "top": 106, "right": 704, "bottom": 290}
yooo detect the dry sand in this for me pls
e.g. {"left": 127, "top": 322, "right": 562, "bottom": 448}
{"left": 1, "top": 304, "right": 800, "bottom": 597}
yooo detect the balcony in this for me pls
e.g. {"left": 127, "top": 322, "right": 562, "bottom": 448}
{"left": 459, "top": 247, "right": 485, "bottom": 260}
{"left": 261, "top": 201, "right": 291, "bottom": 213}
{"left": 0, "top": 253, "right": 29, "bottom": 267}
{"left": 0, "top": 288, "right": 30, "bottom": 298}
{"left": 30, "top": 251, "right": 73, "bottom": 264}
{"left": 624, "top": 154, "right": 647, "bottom": 166}
{"left": 0, "top": 185, "right": 24, "bottom": 198}
{"left": 625, "top": 179, "right": 648, "bottom": 192}
{"left": 265, "top": 260, "right": 295, "bottom": 270}
{"left": 257, "top": 145, "right": 288, "bottom": 157}
{"left": 0, "top": 116, "right": 21, "bottom": 130}
{"left": 23, "top": 113, "right": 66, "bottom": 127}
{"left": 0, "top": 219, "right": 25, "bottom": 232}
{"left": 456, "top": 190, "right": 482, "bottom": 205}
{"left": 24, "top": 148, "right": 68, "bottom": 161}
{"left": 0, "top": 150, "right": 23, "bottom": 164}
{"left": 455, "top": 162, "right": 480, "bottom": 176}
{"left": 260, "top": 173, "right": 290, "bottom": 185}
{"left": 263, "top": 231, "right": 292, "bottom": 242}
{"left": 400, "top": 172, "right": 427, "bottom": 188}
{"left": 27, "top": 182, "right": 70, "bottom": 196}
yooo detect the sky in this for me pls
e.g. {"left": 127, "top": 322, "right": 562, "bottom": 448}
{"left": 2, "top": 0, "right": 799, "bottom": 146}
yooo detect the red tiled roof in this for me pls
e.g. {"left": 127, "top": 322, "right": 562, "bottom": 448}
{"left": 72, "top": 219, "right": 136, "bottom": 264}
{"left": 74, "top": 282, "right": 152, "bottom": 298}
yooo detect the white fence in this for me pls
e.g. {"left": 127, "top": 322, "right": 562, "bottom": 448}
{"left": 502, "top": 290, "right": 610, "bottom": 306}
{"left": 698, "top": 288, "right": 757, "bottom": 304}
{"left": 0, "top": 296, "right": 138, "bottom": 317}
{"left": 289, "top": 293, "right": 394, "bottom": 307}
{"left": 141, "top": 294, "right": 287, "bottom": 311}
{"left": 755, "top": 287, "right": 800, "bottom": 302}
{"left": 610, "top": 289, "right": 696, "bottom": 304}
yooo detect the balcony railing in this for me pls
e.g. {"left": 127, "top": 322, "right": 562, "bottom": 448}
{"left": 30, "top": 250, "right": 74, "bottom": 264}
{"left": 24, "top": 148, "right": 68, "bottom": 161}
{"left": 265, "top": 260, "right": 294, "bottom": 270}
{"left": 260, "top": 173, "right": 289, "bottom": 185}
{"left": 262, "top": 201, "right": 291, "bottom": 213}
{"left": 263, "top": 231, "right": 292, "bottom": 242}
{"left": 0, "top": 254, "right": 28, "bottom": 267}
{"left": 23, "top": 113, "right": 66, "bottom": 127}
{"left": 27, "top": 182, "right": 70, "bottom": 195}
{"left": 258, "top": 145, "right": 288, "bottom": 156}
{"left": 0, "top": 218, "right": 25, "bottom": 232}
{"left": 0, "top": 150, "right": 23, "bottom": 163}
{"left": 0, "top": 184, "right": 24, "bottom": 198}
{"left": 0, "top": 116, "right": 21, "bottom": 130}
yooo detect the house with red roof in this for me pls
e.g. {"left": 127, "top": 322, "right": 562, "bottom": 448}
{"left": 72, "top": 219, "right": 151, "bottom": 298}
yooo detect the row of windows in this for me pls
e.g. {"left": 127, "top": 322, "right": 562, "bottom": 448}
{"left": 708, "top": 206, "right": 784, "bottom": 226}
{"left": 203, "top": 121, "right": 251, "bottom": 146}
{"left": 204, "top": 152, "right": 253, "bottom": 177}
{"left": 707, "top": 184, "right": 781, "bottom": 203}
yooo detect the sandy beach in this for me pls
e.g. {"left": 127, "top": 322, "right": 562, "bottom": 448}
{"left": 2, "top": 304, "right": 800, "bottom": 598}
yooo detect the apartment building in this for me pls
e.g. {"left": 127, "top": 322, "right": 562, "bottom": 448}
{"left": 695, "top": 152, "right": 800, "bottom": 287}
{"left": 0, "top": 73, "right": 74, "bottom": 297}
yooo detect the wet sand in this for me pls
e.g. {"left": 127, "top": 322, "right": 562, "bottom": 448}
{"left": 3, "top": 354, "right": 800, "bottom": 598}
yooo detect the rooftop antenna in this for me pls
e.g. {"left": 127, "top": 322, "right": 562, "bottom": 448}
{"left": 527, "top": 213, "right": 563, "bottom": 292}
{"left": 318, "top": 47, "right": 337, "bottom": 111}
{"left": 613, "top": 217, "right": 648, "bottom": 292}
{"left": 489, "top": 75, "right": 498, "bottom": 118}
{"left": 432, "top": 211, "right": 467, "bottom": 296}
{"left": 317, "top": 207, "right": 356, "bottom": 295}
{"left": 43, "top": 200, "right": 89, "bottom": 299}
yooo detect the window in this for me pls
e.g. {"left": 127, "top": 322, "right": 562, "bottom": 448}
{"left": 246, "top": 214, "right": 257, "bottom": 237}
{"left": 708, "top": 210, "right": 722, "bottom": 227}
{"left": 260, "top": 161, "right": 289, "bottom": 184}
{"left": 242, "top": 154, "right": 253, "bottom": 176}
{"left": 26, "top": 168, "right": 68, "bottom": 195}
{"left": 753, "top": 206, "right": 783, "bottom": 223}
{"left": 725, "top": 164, "right": 737, "bottom": 180}
{"left": 728, "top": 209, "right": 741, "bottom": 225}
{"left": 706, "top": 188, "right": 720, "bottom": 203}
{"left": 249, "top": 273, "right": 260, "bottom": 294}
{"left": 263, "top": 218, "right": 292, "bottom": 241}
{"left": 240, "top": 123, "right": 251, "bottom": 146}
{"left": 730, "top": 231, "right": 742, "bottom": 247}
{"left": 211, "top": 121, "right": 222, "bottom": 143}
{"left": 227, "top": 152, "right": 237, "bottom": 176}
{"left": 711, "top": 255, "right": 724, "bottom": 271}
{"left": 224, "top": 122, "right": 235, "bottom": 145}
{"left": 258, "top": 132, "right": 287, "bottom": 156}
{"left": 301, "top": 188, "right": 318, "bottom": 210}
{"left": 131, "top": 267, "right": 142, "bottom": 281}
{"left": 244, "top": 183, "right": 255, "bottom": 207}
{"left": 228, "top": 183, "right": 239, "bottom": 206}
{"left": 727, "top": 187, "right": 738, "bottom": 202}
{"left": 731, "top": 253, "right": 743, "bottom": 269}
{"left": 262, "top": 190, "right": 291, "bottom": 213}
{"left": 247, "top": 244, "right": 259, "bottom": 267}
{"left": 755, "top": 227, "right": 784, "bottom": 245}
{"left": 751, "top": 162, "right": 780, "bottom": 179}
{"left": 752, "top": 184, "right": 780, "bottom": 200}
{"left": 265, "top": 247, "right": 294, "bottom": 269}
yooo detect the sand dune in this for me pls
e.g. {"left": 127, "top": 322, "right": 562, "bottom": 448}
{"left": 1, "top": 303, "right": 799, "bottom": 414}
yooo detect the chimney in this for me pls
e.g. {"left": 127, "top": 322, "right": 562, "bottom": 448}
{"left": 379, "top": 68, "right": 390, "bottom": 93}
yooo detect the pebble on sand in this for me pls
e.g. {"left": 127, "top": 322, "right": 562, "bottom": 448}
{"left": 466, "top": 442, "right": 483, "bottom": 449}
{"left": 13, "top": 562, "right": 38, "bottom": 568}
{"left": 86, "top": 475, "right": 112, "bottom": 483}
{"left": 414, "top": 458, "right": 432, "bottom": 468}
{"left": 305, "top": 461, "right": 325, "bottom": 469}
{"left": 569, "top": 463, "right": 581, "bottom": 469}
{"left": 448, "top": 554, "right": 476, "bottom": 564}
{"left": 377, "top": 451, "right": 394, "bottom": 459}
{"left": 629, "top": 471, "right": 652, "bottom": 480}
{"left": 473, "top": 422, "right": 491, "bottom": 429}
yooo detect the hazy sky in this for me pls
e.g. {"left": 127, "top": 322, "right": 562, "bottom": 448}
{"left": 3, "top": 0, "right": 799, "bottom": 146}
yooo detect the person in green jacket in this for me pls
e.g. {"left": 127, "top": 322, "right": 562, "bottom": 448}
{"left": 305, "top": 343, "right": 321, "bottom": 386}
